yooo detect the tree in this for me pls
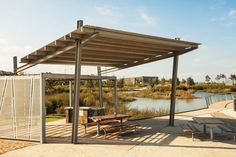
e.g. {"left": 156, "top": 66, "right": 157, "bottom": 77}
{"left": 176, "top": 78, "right": 180, "bottom": 86}
{"left": 160, "top": 77, "right": 166, "bottom": 86}
{"left": 117, "top": 78, "right": 124, "bottom": 88}
{"left": 186, "top": 77, "right": 195, "bottom": 86}
{"left": 215, "top": 74, "right": 221, "bottom": 83}
{"left": 220, "top": 74, "right": 226, "bottom": 83}
{"left": 85, "top": 80, "right": 95, "bottom": 89}
{"left": 216, "top": 74, "right": 226, "bottom": 83}
{"left": 205, "top": 75, "right": 211, "bottom": 83}
{"left": 181, "top": 79, "right": 186, "bottom": 84}
{"left": 229, "top": 74, "right": 236, "bottom": 85}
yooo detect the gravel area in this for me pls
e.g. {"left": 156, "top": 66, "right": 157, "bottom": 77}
{"left": 0, "top": 139, "right": 35, "bottom": 155}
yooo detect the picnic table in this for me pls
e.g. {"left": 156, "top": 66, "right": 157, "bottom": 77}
{"left": 192, "top": 117, "right": 224, "bottom": 140}
{"left": 89, "top": 114, "right": 131, "bottom": 135}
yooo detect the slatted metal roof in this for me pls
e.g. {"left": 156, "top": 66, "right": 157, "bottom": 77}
{"left": 17, "top": 25, "right": 200, "bottom": 73}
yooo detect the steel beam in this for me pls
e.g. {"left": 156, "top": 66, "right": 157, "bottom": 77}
{"left": 169, "top": 55, "right": 179, "bottom": 126}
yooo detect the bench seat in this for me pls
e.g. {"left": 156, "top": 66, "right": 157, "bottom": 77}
{"left": 102, "top": 123, "right": 139, "bottom": 139}
{"left": 179, "top": 123, "right": 200, "bottom": 141}
{"left": 81, "top": 120, "right": 120, "bottom": 134}
{"left": 218, "top": 124, "right": 236, "bottom": 141}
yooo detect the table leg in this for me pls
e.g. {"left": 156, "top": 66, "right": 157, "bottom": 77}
{"left": 210, "top": 127, "right": 214, "bottom": 140}
{"left": 96, "top": 122, "right": 100, "bottom": 136}
{"left": 203, "top": 124, "right": 206, "bottom": 134}
{"left": 120, "top": 119, "right": 123, "bottom": 126}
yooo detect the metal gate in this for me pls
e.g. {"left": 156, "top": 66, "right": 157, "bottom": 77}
{"left": 0, "top": 75, "right": 41, "bottom": 141}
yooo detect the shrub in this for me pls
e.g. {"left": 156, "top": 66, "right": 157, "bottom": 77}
{"left": 177, "top": 85, "right": 188, "bottom": 91}
{"left": 230, "top": 86, "right": 236, "bottom": 92}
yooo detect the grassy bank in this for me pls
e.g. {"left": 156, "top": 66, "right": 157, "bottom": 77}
{"left": 45, "top": 89, "right": 168, "bottom": 120}
{"left": 132, "top": 85, "right": 197, "bottom": 99}
{"left": 46, "top": 115, "right": 64, "bottom": 123}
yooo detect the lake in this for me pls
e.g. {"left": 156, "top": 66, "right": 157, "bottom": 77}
{"left": 125, "top": 92, "right": 233, "bottom": 113}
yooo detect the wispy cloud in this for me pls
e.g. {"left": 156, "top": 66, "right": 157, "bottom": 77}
{"left": 228, "top": 9, "right": 236, "bottom": 18}
{"left": 138, "top": 9, "right": 156, "bottom": 26}
{"left": 86, "top": 5, "right": 122, "bottom": 26}
{"left": 210, "top": 8, "right": 236, "bottom": 27}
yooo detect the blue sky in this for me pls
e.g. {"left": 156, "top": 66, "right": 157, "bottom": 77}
{"left": 0, "top": 0, "right": 236, "bottom": 81}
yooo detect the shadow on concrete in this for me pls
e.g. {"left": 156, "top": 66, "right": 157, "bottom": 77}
{"left": 45, "top": 116, "right": 236, "bottom": 150}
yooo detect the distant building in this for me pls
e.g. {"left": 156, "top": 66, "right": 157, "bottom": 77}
{"left": 124, "top": 76, "right": 159, "bottom": 85}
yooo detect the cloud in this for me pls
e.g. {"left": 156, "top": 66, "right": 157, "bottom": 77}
{"left": 139, "top": 11, "right": 156, "bottom": 26}
{"left": 228, "top": 9, "right": 236, "bottom": 18}
{"left": 86, "top": 5, "right": 122, "bottom": 26}
{"left": 210, "top": 9, "right": 236, "bottom": 27}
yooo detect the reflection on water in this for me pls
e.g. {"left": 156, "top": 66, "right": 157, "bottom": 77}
{"left": 125, "top": 92, "right": 213, "bottom": 113}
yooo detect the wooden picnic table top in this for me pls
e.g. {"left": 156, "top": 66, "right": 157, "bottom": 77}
{"left": 192, "top": 117, "right": 224, "bottom": 125}
{"left": 89, "top": 114, "right": 131, "bottom": 122}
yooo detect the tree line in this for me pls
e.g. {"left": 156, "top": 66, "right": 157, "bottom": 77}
{"left": 205, "top": 74, "right": 236, "bottom": 85}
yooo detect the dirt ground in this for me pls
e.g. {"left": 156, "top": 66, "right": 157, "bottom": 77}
{"left": 0, "top": 139, "right": 35, "bottom": 155}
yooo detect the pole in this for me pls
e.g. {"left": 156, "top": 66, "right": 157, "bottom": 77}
{"left": 40, "top": 74, "right": 46, "bottom": 144}
{"left": 169, "top": 55, "right": 179, "bottom": 126}
{"left": 114, "top": 79, "right": 118, "bottom": 114}
{"left": 69, "top": 81, "right": 73, "bottom": 107}
{"left": 13, "top": 56, "right": 17, "bottom": 74}
{"left": 72, "top": 20, "right": 83, "bottom": 144}
{"left": 97, "top": 66, "right": 103, "bottom": 107}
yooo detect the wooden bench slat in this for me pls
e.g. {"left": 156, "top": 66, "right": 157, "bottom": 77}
{"left": 218, "top": 125, "right": 232, "bottom": 132}
{"left": 218, "top": 124, "right": 236, "bottom": 142}
{"left": 179, "top": 123, "right": 200, "bottom": 141}
{"left": 187, "top": 123, "right": 200, "bottom": 133}
{"left": 82, "top": 120, "right": 120, "bottom": 134}
{"left": 102, "top": 123, "right": 139, "bottom": 138}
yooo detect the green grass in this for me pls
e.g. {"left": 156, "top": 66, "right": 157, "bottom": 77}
{"left": 46, "top": 115, "right": 65, "bottom": 123}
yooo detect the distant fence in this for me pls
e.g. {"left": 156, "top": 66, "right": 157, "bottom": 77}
{"left": 205, "top": 93, "right": 234, "bottom": 107}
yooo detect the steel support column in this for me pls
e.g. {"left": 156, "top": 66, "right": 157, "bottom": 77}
{"left": 69, "top": 81, "right": 73, "bottom": 107}
{"left": 72, "top": 20, "right": 83, "bottom": 144}
{"left": 114, "top": 79, "right": 118, "bottom": 114}
{"left": 169, "top": 55, "right": 179, "bottom": 126}
{"left": 97, "top": 66, "right": 103, "bottom": 107}
{"left": 40, "top": 74, "right": 46, "bottom": 144}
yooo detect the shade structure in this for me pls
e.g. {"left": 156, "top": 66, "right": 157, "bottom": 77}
{"left": 16, "top": 22, "right": 200, "bottom": 144}
{"left": 17, "top": 25, "right": 200, "bottom": 73}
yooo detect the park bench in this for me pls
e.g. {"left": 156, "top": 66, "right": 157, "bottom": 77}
{"left": 218, "top": 124, "right": 236, "bottom": 142}
{"left": 81, "top": 120, "right": 120, "bottom": 134}
{"left": 179, "top": 123, "right": 201, "bottom": 141}
{"left": 101, "top": 123, "right": 139, "bottom": 139}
